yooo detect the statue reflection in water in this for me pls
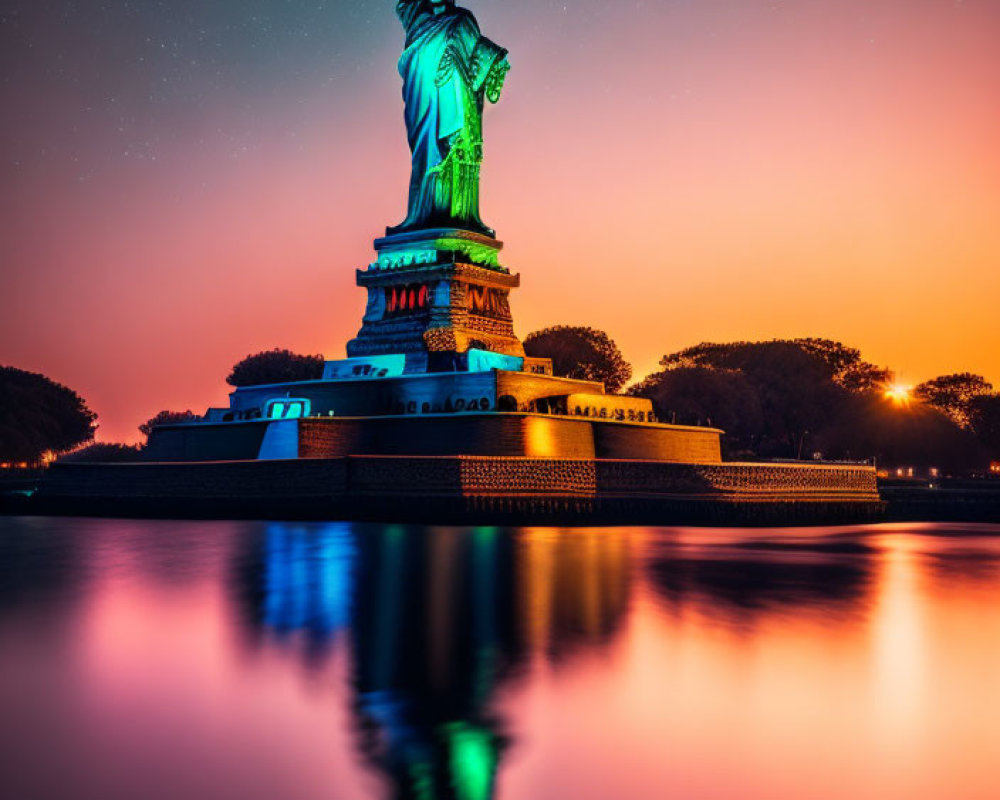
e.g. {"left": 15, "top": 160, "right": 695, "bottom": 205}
{"left": 233, "top": 524, "right": 630, "bottom": 800}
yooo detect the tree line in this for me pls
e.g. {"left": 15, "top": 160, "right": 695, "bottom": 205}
{"left": 630, "top": 340, "right": 997, "bottom": 469}
{"left": 525, "top": 329, "right": 998, "bottom": 469}
{"left": 3, "top": 334, "right": 999, "bottom": 472}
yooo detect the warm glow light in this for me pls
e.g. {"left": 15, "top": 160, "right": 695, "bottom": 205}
{"left": 884, "top": 384, "right": 913, "bottom": 407}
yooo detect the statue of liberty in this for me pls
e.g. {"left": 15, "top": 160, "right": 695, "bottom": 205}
{"left": 389, "top": 0, "right": 509, "bottom": 237}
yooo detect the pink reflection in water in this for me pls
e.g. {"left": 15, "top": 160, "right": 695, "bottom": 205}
{"left": 499, "top": 527, "right": 1000, "bottom": 800}
{"left": 1, "top": 519, "right": 999, "bottom": 800}
{"left": 0, "top": 519, "right": 380, "bottom": 800}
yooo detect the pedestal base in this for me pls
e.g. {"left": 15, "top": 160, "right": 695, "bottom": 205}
{"left": 347, "top": 228, "right": 524, "bottom": 370}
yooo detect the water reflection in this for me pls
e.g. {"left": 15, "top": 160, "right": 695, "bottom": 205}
{"left": 516, "top": 529, "right": 629, "bottom": 659}
{"left": 233, "top": 523, "right": 355, "bottom": 665}
{"left": 924, "top": 547, "right": 1000, "bottom": 584}
{"left": 646, "top": 536, "right": 875, "bottom": 623}
{"left": 0, "top": 517, "right": 84, "bottom": 612}
{"left": 233, "top": 525, "right": 631, "bottom": 799}
{"left": 3, "top": 520, "right": 1000, "bottom": 800}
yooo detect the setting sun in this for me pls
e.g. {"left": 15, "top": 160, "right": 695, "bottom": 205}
{"left": 884, "top": 384, "right": 914, "bottom": 407}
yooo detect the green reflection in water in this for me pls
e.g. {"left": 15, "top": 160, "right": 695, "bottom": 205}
{"left": 445, "top": 721, "right": 496, "bottom": 800}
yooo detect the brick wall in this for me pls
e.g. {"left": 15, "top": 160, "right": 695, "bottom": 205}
{"left": 595, "top": 460, "right": 878, "bottom": 499}
{"left": 144, "top": 422, "right": 269, "bottom": 461}
{"left": 41, "top": 459, "right": 348, "bottom": 499}
{"left": 299, "top": 414, "right": 725, "bottom": 462}
{"left": 36, "top": 455, "right": 881, "bottom": 521}
{"left": 595, "top": 424, "right": 722, "bottom": 463}
{"left": 300, "top": 415, "right": 597, "bottom": 459}
{"left": 342, "top": 456, "right": 878, "bottom": 502}
{"left": 496, "top": 371, "right": 606, "bottom": 405}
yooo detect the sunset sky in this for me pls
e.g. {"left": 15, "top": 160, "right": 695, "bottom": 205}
{"left": 2, "top": 0, "right": 999, "bottom": 442}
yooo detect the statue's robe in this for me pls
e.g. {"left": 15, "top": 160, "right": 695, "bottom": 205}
{"left": 394, "top": 1, "right": 500, "bottom": 232}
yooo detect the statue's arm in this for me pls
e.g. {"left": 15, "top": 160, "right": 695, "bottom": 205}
{"left": 471, "top": 38, "right": 510, "bottom": 102}
{"left": 395, "top": 0, "right": 427, "bottom": 28}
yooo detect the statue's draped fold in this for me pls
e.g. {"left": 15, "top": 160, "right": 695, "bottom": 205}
{"left": 392, "top": 1, "right": 508, "bottom": 235}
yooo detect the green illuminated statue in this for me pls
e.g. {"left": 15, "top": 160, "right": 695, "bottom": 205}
{"left": 390, "top": 0, "right": 509, "bottom": 237}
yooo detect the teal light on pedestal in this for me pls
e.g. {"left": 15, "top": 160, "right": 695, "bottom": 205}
{"left": 466, "top": 349, "right": 523, "bottom": 373}
{"left": 257, "top": 420, "right": 300, "bottom": 459}
{"left": 265, "top": 398, "right": 311, "bottom": 420}
{"left": 322, "top": 355, "right": 407, "bottom": 381}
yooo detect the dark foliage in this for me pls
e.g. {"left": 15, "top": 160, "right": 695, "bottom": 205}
{"left": 969, "top": 394, "right": 1000, "bottom": 456}
{"left": 914, "top": 373, "right": 993, "bottom": 429}
{"left": 523, "top": 326, "right": 632, "bottom": 393}
{"left": 226, "top": 348, "right": 325, "bottom": 387}
{"left": 794, "top": 338, "right": 891, "bottom": 394}
{"left": 628, "top": 367, "right": 763, "bottom": 458}
{"left": 641, "top": 340, "right": 853, "bottom": 458}
{"left": 0, "top": 366, "right": 96, "bottom": 463}
{"left": 817, "top": 396, "right": 987, "bottom": 472}
{"left": 661, "top": 337, "right": 889, "bottom": 395}
{"left": 139, "top": 410, "right": 198, "bottom": 439}
{"left": 633, "top": 338, "right": 989, "bottom": 469}
{"left": 58, "top": 442, "right": 144, "bottom": 463}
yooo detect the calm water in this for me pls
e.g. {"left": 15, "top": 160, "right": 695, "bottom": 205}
{"left": 1, "top": 518, "right": 999, "bottom": 800}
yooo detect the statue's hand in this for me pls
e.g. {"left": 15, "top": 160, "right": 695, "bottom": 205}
{"left": 484, "top": 58, "right": 510, "bottom": 104}
{"left": 471, "top": 37, "right": 508, "bottom": 98}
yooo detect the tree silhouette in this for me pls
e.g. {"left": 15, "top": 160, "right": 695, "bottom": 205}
{"left": 914, "top": 373, "right": 993, "bottom": 429}
{"left": 139, "top": 410, "right": 198, "bottom": 439}
{"left": 0, "top": 366, "right": 96, "bottom": 463}
{"left": 629, "top": 367, "right": 763, "bottom": 457}
{"left": 660, "top": 338, "right": 889, "bottom": 395}
{"left": 226, "top": 348, "right": 325, "bottom": 387}
{"left": 822, "top": 395, "right": 987, "bottom": 473}
{"left": 794, "top": 338, "right": 891, "bottom": 394}
{"left": 648, "top": 340, "right": 851, "bottom": 458}
{"left": 523, "top": 326, "right": 632, "bottom": 393}
{"left": 969, "top": 394, "right": 1000, "bottom": 456}
{"left": 58, "top": 442, "right": 143, "bottom": 463}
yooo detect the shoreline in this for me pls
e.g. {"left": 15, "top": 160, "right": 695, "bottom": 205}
{"left": 4, "top": 467, "right": 997, "bottom": 527}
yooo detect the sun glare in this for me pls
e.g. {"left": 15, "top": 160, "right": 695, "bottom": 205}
{"left": 884, "top": 383, "right": 913, "bottom": 407}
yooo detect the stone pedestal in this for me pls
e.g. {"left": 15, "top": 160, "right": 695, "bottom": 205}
{"left": 347, "top": 228, "right": 524, "bottom": 373}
